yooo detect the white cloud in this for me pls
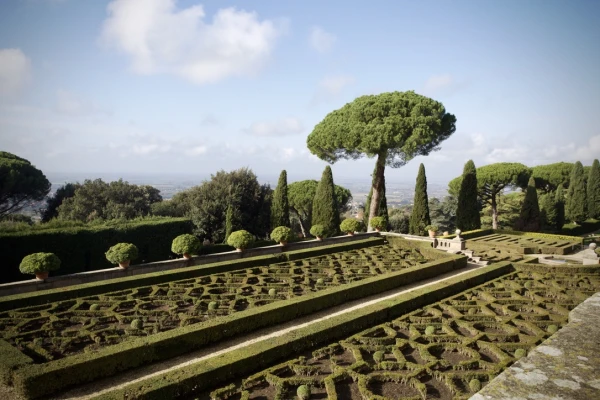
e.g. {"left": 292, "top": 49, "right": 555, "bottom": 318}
{"left": 184, "top": 145, "right": 207, "bottom": 156}
{"left": 309, "top": 26, "right": 336, "bottom": 53}
{"left": 101, "top": 0, "right": 285, "bottom": 85}
{"left": 244, "top": 117, "right": 304, "bottom": 137}
{"left": 573, "top": 134, "right": 600, "bottom": 162}
{"left": 0, "top": 48, "right": 31, "bottom": 96}
{"left": 319, "top": 74, "right": 355, "bottom": 96}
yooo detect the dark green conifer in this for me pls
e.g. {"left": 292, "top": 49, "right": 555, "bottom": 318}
{"left": 515, "top": 176, "right": 541, "bottom": 231}
{"left": 566, "top": 161, "right": 587, "bottom": 224}
{"left": 587, "top": 159, "right": 600, "bottom": 219}
{"left": 270, "top": 170, "right": 290, "bottom": 229}
{"left": 456, "top": 160, "right": 481, "bottom": 231}
{"left": 539, "top": 193, "right": 558, "bottom": 231}
{"left": 363, "top": 167, "right": 389, "bottom": 230}
{"left": 409, "top": 163, "right": 431, "bottom": 236}
{"left": 312, "top": 166, "right": 340, "bottom": 237}
{"left": 224, "top": 203, "right": 241, "bottom": 242}
{"left": 555, "top": 184, "right": 566, "bottom": 230}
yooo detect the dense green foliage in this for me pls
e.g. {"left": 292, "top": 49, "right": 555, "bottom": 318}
{"left": 224, "top": 202, "right": 242, "bottom": 242}
{"left": 514, "top": 177, "right": 541, "bottom": 231}
{"left": 363, "top": 166, "right": 389, "bottom": 230}
{"left": 566, "top": 161, "right": 587, "bottom": 224}
{"left": 531, "top": 162, "right": 574, "bottom": 192}
{"left": 340, "top": 218, "right": 361, "bottom": 233}
{"left": 0, "top": 151, "right": 51, "bottom": 217}
{"left": 429, "top": 196, "right": 457, "bottom": 233}
{"left": 297, "top": 385, "right": 311, "bottom": 400}
{"left": 226, "top": 230, "right": 255, "bottom": 250}
{"left": 41, "top": 183, "right": 78, "bottom": 222}
{"left": 409, "top": 164, "right": 431, "bottom": 236}
{"left": 0, "top": 217, "right": 192, "bottom": 283}
{"left": 456, "top": 160, "right": 481, "bottom": 230}
{"left": 311, "top": 166, "right": 340, "bottom": 237}
{"left": 57, "top": 178, "right": 162, "bottom": 222}
{"left": 388, "top": 208, "right": 410, "bottom": 233}
{"left": 369, "top": 216, "right": 386, "bottom": 230}
{"left": 587, "top": 159, "right": 600, "bottom": 219}
{"left": 307, "top": 91, "right": 456, "bottom": 226}
{"left": 288, "top": 180, "right": 351, "bottom": 237}
{"left": 270, "top": 170, "right": 290, "bottom": 229}
{"left": 171, "top": 234, "right": 201, "bottom": 255}
{"left": 539, "top": 192, "right": 559, "bottom": 231}
{"left": 270, "top": 226, "right": 293, "bottom": 243}
{"left": 481, "top": 192, "right": 524, "bottom": 230}
{"left": 19, "top": 252, "right": 61, "bottom": 275}
{"left": 309, "top": 224, "right": 326, "bottom": 238}
{"left": 555, "top": 184, "right": 566, "bottom": 230}
{"left": 105, "top": 243, "right": 139, "bottom": 264}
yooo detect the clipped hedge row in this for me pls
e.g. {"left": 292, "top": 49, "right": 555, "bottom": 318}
{"left": 561, "top": 219, "right": 600, "bottom": 236}
{"left": 6, "top": 248, "right": 463, "bottom": 398}
{"left": 90, "top": 262, "right": 514, "bottom": 400}
{"left": 497, "top": 230, "right": 583, "bottom": 245}
{"left": 0, "top": 218, "right": 193, "bottom": 284}
{"left": 514, "top": 261, "right": 600, "bottom": 275}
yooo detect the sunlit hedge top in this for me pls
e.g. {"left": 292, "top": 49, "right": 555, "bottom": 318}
{"left": 19, "top": 252, "right": 61, "bottom": 275}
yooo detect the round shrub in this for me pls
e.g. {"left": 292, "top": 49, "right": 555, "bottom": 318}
{"left": 425, "top": 325, "right": 435, "bottom": 335}
{"left": 297, "top": 385, "right": 311, "bottom": 400}
{"left": 19, "top": 252, "right": 61, "bottom": 275}
{"left": 467, "top": 308, "right": 477, "bottom": 315}
{"left": 270, "top": 226, "right": 293, "bottom": 243}
{"left": 369, "top": 216, "right": 386, "bottom": 231}
{"left": 105, "top": 243, "right": 138, "bottom": 264}
{"left": 171, "top": 234, "right": 201, "bottom": 255}
{"left": 357, "top": 268, "right": 364, "bottom": 274}
{"left": 469, "top": 378, "right": 481, "bottom": 393}
{"left": 89, "top": 304, "right": 99, "bottom": 311}
{"left": 130, "top": 319, "right": 143, "bottom": 330}
{"left": 227, "top": 230, "right": 254, "bottom": 250}
{"left": 547, "top": 324, "right": 558, "bottom": 334}
{"left": 515, "top": 348, "right": 527, "bottom": 358}
{"left": 373, "top": 351, "right": 385, "bottom": 363}
{"left": 425, "top": 224, "right": 439, "bottom": 232}
{"left": 316, "top": 278, "right": 324, "bottom": 285}
{"left": 310, "top": 224, "right": 326, "bottom": 238}
{"left": 208, "top": 301, "right": 218, "bottom": 310}
{"left": 268, "top": 288, "right": 277, "bottom": 296}
{"left": 340, "top": 218, "right": 361, "bottom": 234}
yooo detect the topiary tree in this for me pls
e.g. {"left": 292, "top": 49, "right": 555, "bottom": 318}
{"left": 456, "top": 160, "right": 481, "bottom": 231}
{"left": 270, "top": 226, "right": 293, "bottom": 244}
{"left": 297, "top": 385, "right": 311, "bottom": 400}
{"left": 587, "top": 159, "right": 600, "bottom": 220}
{"left": 340, "top": 218, "right": 361, "bottom": 235}
{"left": 409, "top": 163, "right": 431, "bottom": 236}
{"left": 227, "top": 230, "right": 255, "bottom": 251}
{"left": 309, "top": 224, "right": 326, "bottom": 239}
{"left": 369, "top": 216, "right": 386, "bottom": 231}
{"left": 566, "top": 161, "right": 587, "bottom": 224}
{"left": 449, "top": 162, "right": 530, "bottom": 229}
{"left": 307, "top": 91, "right": 456, "bottom": 232}
{"left": 312, "top": 166, "right": 340, "bottom": 237}
{"left": 171, "top": 234, "right": 201, "bottom": 258}
{"left": 514, "top": 176, "right": 541, "bottom": 232}
{"left": 105, "top": 243, "right": 138, "bottom": 267}
{"left": 19, "top": 252, "right": 60, "bottom": 279}
{"left": 271, "top": 170, "right": 290, "bottom": 229}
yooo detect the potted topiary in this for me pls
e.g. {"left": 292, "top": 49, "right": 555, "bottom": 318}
{"left": 369, "top": 216, "right": 386, "bottom": 232}
{"left": 270, "top": 226, "right": 293, "bottom": 246}
{"left": 105, "top": 243, "right": 138, "bottom": 269}
{"left": 425, "top": 225, "right": 439, "bottom": 238}
{"left": 227, "top": 230, "right": 255, "bottom": 252}
{"left": 19, "top": 252, "right": 61, "bottom": 280}
{"left": 310, "top": 224, "right": 326, "bottom": 240}
{"left": 340, "top": 218, "right": 361, "bottom": 236}
{"left": 171, "top": 234, "right": 201, "bottom": 259}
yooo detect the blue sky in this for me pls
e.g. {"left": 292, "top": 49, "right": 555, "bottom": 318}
{"left": 0, "top": 0, "right": 599, "bottom": 186}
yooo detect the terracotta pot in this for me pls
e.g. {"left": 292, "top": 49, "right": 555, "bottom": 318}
{"left": 316, "top": 236, "right": 323, "bottom": 241}
{"left": 183, "top": 253, "right": 192, "bottom": 259}
{"left": 280, "top": 241, "right": 288, "bottom": 246}
{"left": 375, "top": 228, "right": 381, "bottom": 232}
{"left": 35, "top": 271, "right": 49, "bottom": 280}
{"left": 347, "top": 232, "right": 355, "bottom": 236}
{"left": 236, "top": 248, "right": 243, "bottom": 252}
{"left": 118, "top": 260, "right": 130, "bottom": 269}
{"left": 428, "top": 230, "right": 437, "bottom": 238}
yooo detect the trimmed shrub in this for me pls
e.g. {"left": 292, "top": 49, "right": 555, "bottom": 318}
{"left": 373, "top": 351, "right": 385, "bottom": 363}
{"left": 19, "top": 252, "right": 61, "bottom": 275}
{"left": 425, "top": 225, "right": 439, "bottom": 232}
{"left": 469, "top": 378, "right": 481, "bottom": 393}
{"left": 369, "top": 216, "right": 386, "bottom": 231}
{"left": 425, "top": 325, "right": 435, "bottom": 335}
{"left": 316, "top": 278, "right": 324, "bottom": 285}
{"left": 130, "top": 319, "right": 143, "bottom": 330}
{"left": 297, "top": 385, "right": 311, "bottom": 400}
{"left": 208, "top": 301, "right": 218, "bottom": 310}
{"left": 89, "top": 304, "right": 99, "bottom": 311}
{"left": 226, "top": 230, "right": 254, "bottom": 250}
{"left": 105, "top": 243, "right": 138, "bottom": 264}
{"left": 268, "top": 288, "right": 277, "bottom": 297}
{"left": 171, "top": 234, "right": 201, "bottom": 255}
{"left": 340, "top": 218, "right": 361, "bottom": 234}
{"left": 515, "top": 348, "right": 526, "bottom": 358}
{"left": 270, "top": 226, "right": 293, "bottom": 243}
{"left": 309, "top": 224, "right": 326, "bottom": 238}
{"left": 547, "top": 324, "right": 558, "bottom": 334}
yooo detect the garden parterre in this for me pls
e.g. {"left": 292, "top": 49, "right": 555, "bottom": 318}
{"left": 467, "top": 234, "right": 579, "bottom": 255}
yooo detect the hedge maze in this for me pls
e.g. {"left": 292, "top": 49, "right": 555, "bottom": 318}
{"left": 209, "top": 269, "right": 600, "bottom": 400}
{"left": 0, "top": 245, "right": 430, "bottom": 363}
{"left": 467, "top": 233, "right": 580, "bottom": 255}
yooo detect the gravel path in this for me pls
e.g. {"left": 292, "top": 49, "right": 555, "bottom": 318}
{"left": 45, "top": 262, "right": 484, "bottom": 400}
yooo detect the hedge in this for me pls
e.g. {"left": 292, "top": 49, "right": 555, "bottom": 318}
{"left": 5, "top": 246, "right": 463, "bottom": 398}
{"left": 560, "top": 219, "right": 600, "bottom": 236}
{"left": 497, "top": 230, "right": 583, "bottom": 245}
{"left": 90, "top": 262, "right": 514, "bottom": 400}
{"left": 0, "top": 218, "right": 193, "bottom": 284}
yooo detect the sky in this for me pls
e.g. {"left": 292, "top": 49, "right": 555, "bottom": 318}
{"left": 0, "top": 0, "right": 599, "bottom": 186}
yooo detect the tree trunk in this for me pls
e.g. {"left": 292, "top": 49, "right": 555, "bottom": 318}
{"left": 367, "top": 151, "right": 387, "bottom": 232}
{"left": 298, "top": 219, "right": 307, "bottom": 238}
{"left": 491, "top": 195, "right": 498, "bottom": 230}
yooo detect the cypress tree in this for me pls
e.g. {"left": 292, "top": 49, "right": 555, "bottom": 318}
{"left": 587, "top": 159, "right": 600, "bottom": 219}
{"left": 312, "top": 165, "right": 340, "bottom": 237}
{"left": 555, "top": 184, "right": 566, "bottom": 230}
{"left": 270, "top": 170, "right": 290, "bottom": 229}
{"left": 539, "top": 193, "right": 558, "bottom": 231}
{"left": 566, "top": 161, "right": 587, "bottom": 224}
{"left": 456, "top": 160, "right": 481, "bottom": 231}
{"left": 224, "top": 203, "right": 241, "bottom": 242}
{"left": 515, "top": 176, "right": 541, "bottom": 231}
{"left": 409, "top": 163, "right": 431, "bottom": 236}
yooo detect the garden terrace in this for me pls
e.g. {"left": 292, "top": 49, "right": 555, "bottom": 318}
{"left": 0, "top": 238, "right": 467, "bottom": 399}
{"left": 467, "top": 233, "right": 580, "bottom": 255}
{"left": 199, "top": 266, "right": 600, "bottom": 400}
